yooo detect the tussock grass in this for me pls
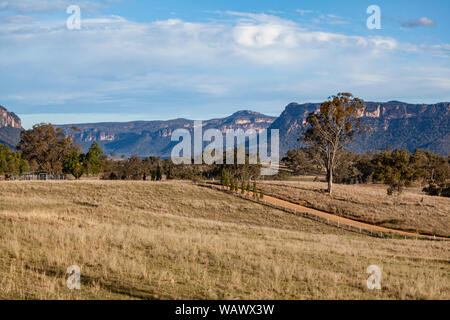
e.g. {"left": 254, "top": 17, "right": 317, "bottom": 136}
{"left": 0, "top": 180, "right": 448, "bottom": 299}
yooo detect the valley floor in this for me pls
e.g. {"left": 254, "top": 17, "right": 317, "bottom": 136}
{"left": 0, "top": 181, "right": 448, "bottom": 299}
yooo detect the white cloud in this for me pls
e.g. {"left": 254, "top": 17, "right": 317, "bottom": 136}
{"left": 296, "top": 9, "right": 315, "bottom": 16}
{"left": 0, "top": 11, "right": 449, "bottom": 113}
{"left": 0, "top": 0, "right": 107, "bottom": 13}
{"left": 401, "top": 17, "right": 436, "bottom": 28}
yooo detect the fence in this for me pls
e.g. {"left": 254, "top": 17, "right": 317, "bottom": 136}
{"left": 10, "top": 173, "right": 66, "bottom": 181}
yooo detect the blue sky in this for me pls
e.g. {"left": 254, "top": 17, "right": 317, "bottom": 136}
{"left": 0, "top": 0, "right": 449, "bottom": 128}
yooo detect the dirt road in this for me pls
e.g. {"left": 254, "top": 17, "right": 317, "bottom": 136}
{"left": 207, "top": 184, "right": 448, "bottom": 241}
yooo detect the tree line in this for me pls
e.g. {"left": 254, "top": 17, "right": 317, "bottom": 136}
{"left": 283, "top": 147, "right": 449, "bottom": 197}
{"left": 0, "top": 123, "right": 263, "bottom": 182}
{"left": 0, "top": 144, "right": 29, "bottom": 178}
{"left": 0, "top": 124, "right": 104, "bottom": 180}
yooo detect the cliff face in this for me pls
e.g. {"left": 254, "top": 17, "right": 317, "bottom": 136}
{"left": 58, "top": 102, "right": 449, "bottom": 157}
{"left": 269, "top": 101, "right": 450, "bottom": 155}
{"left": 0, "top": 105, "right": 21, "bottom": 129}
{"left": 0, "top": 105, "right": 23, "bottom": 149}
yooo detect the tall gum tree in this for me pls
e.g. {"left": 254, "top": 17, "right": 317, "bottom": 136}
{"left": 17, "top": 123, "right": 79, "bottom": 174}
{"left": 302, "top": 93, "right": 368, "bottom": 196}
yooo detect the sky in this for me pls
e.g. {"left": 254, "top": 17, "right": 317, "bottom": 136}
{"left": 0, "top": 0, "right": 449, "bottom": 128}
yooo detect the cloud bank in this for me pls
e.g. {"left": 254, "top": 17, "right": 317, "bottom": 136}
{"left": 0, "top": 9, "right": 449, "bottom": 123}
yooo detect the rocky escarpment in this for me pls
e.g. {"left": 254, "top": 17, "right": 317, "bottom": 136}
{"left": 0, "top": 105, "right": 21, "bottom": 129}
{"left": 0, "top": 105, "right": 23, "bottom": 149}
{"left": 269, "top": 101, "right": 450, "bottom": 155}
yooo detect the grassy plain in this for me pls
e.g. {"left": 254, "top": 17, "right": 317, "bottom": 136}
{"left": 0, "top": 180, "right": 448, "bottom": 299}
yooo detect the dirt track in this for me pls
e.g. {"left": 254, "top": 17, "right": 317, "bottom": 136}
{"left": 208, "top": 184, "right": 448, "bottom": 241}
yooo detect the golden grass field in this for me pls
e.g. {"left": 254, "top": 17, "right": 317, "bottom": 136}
{"left": 259, "top": 180, "right": 450, "bottom": 237}
{"left": 0, "top": 180, "right": 449, "bottom": 299}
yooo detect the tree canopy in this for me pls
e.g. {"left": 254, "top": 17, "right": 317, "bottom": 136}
{"left": 0, "top": 145, "right": 29, "bottom": 178}
{"left": 17, "top": 124, "right": 79, "bottom": 174}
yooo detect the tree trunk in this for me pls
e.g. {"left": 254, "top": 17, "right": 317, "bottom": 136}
{"left": 327, "top": 167, "right": 333, "bottom": 197}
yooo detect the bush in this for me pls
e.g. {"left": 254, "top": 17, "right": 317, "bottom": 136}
{"left": 423, "top": 183, "right": 450, "bottom": 198}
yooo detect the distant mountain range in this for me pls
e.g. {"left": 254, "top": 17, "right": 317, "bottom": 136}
{"left": 1, "top": 102, "right": 449, "bottom": 156}
{"left": 58, "top": 110, "right": 276, "bottom": 157}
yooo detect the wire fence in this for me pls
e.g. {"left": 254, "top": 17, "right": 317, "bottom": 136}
{"left": 2, "top": 173, "right": 67, "bottom": 181}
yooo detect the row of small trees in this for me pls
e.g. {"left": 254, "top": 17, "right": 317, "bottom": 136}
{"left": 220, "top": 167, "right": 264, "bottom": 199}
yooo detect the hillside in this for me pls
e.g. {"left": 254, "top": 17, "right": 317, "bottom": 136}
{"left": 270, "top": 101, "right": 450, "bottom": 155}
{"left": 0, "top": 127, "right": 22, "bottom": 149}
{"left": 58, "top": 111, "right": 276, "bottom": 157}
{"left": 0, "top": 181, "right": 448, "bottom": 299}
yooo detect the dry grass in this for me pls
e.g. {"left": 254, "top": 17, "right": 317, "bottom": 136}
{"left": 0, "top": 180, "right": 449, "bottom": 300}
{"left": 258, "top": 180, "right": 450, "bottom": 237}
